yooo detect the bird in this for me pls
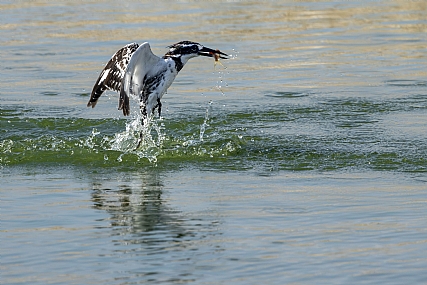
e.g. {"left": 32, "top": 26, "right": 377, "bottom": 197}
{"left": 87, "top": 41, "right": 228, "bottom": 119}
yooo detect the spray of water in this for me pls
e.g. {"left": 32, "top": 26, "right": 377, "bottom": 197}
{"left": 108, "top": 111, "right": 165, "bottom": 163}
{"left": 199, "top": 101, "right": 213, "bottom": 142}
{"left": 212, "top": 48, "right": 237, "bottom": 95}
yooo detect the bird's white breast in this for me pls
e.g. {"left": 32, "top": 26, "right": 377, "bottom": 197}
{"left": 144, "top": 57, "right": 179, "bottom": 116}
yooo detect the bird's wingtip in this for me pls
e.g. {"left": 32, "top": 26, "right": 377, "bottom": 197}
{"left": 87, "top": 101, "right": 97, "bottom": 108}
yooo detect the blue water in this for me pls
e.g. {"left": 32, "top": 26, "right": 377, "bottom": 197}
{"left": 1, "top": 1, "right": 427, "bottom": 284}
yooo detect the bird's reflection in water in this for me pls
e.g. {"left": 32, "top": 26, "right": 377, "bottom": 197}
{"left": 89, "top": 170, "right": 220, "bottom": 257}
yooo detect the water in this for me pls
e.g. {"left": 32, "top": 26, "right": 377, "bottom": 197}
{"left": 1, "top": 1, "right": 427, "bottom": 284}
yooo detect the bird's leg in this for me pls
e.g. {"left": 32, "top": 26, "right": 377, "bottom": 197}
{"left": 136, "top": 133, "right": 143, "bottom": 149}
{"left": 140, "top": 104, "right": 147, "bottom": 123}
{"left": 135, "top": 102, "right": 147, "bottom": 150}
{"left": 157, "top": 98, "right": 162, "bottom": 118}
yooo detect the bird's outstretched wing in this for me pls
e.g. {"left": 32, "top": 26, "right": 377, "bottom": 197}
{"left": 119, "top": 42, "right": 163, "bottom": 116}
{"left": 87, "top": 42, "right": 139, "bottom": 109}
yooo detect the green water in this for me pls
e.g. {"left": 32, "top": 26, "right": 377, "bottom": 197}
{"left": 1, "top": 1, "right": 427, "bottom": 284}
{"left": 2, "top": 89, "right": 426, "bottom": 171}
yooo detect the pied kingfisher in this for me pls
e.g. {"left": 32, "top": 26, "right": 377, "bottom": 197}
{"left": 87, "top": 41, "right": 228, "bottom": 118}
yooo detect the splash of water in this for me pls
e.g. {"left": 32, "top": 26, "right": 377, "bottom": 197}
{"left": 199, "top": 101, "right": 213, "bottom": 142}
{"left": 108, "top": 113, "right": 165, "bottom": 163}
{"left": 84, "top": 128, "right": 101, "bottom": 150}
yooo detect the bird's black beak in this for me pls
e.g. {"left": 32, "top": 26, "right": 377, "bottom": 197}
{"left": 198, "top": 46, "right": 229, "bottom": 59}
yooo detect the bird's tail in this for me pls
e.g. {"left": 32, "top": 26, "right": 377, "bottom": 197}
{"left": 118, "top": 88, "right": 130, "bottom": 116}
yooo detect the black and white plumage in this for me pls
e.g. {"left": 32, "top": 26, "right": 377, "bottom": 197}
{"left": 87, "top": 41, "right": 228, "bottom": 118}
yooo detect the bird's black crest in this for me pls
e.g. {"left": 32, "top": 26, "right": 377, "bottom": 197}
{"left": 165, "top": 41, "right": 202, "bottom": 57}
{"left": 167, "top": 41, "right": 200, "bottom": 48}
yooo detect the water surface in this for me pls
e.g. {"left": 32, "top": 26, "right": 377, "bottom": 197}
{"left": 1, "top": 1, "right": 427, "bottom": 284}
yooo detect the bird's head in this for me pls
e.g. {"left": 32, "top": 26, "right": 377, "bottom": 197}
{"left": 164, "top": 41, "right": 228, "bottom": 65}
